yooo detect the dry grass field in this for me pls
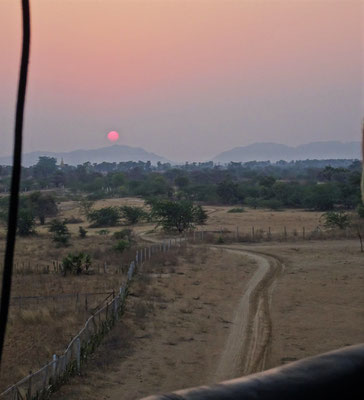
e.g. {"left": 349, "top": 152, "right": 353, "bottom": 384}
{"left": 0, "top": 234, "right": 132, "bottom": 392}
{"left": 54, "top": 247, "right": 257, "bottom": 400}
{"left": 203, "top": 206, "right": 325, "bottom": 234}
{"left": 53, "top": 239, "right": 364, "bottom": 400}
{"left": 0, "top": 197, "right": 362, "bottom": 397}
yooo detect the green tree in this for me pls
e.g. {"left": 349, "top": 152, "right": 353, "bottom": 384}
{"left": 17, "top": 209, "right": 36, "bottom": 236}
{"left": 88, "top": 207, "right": 120, "bottom": 227}
{"left": 113, "top": 239, "right": 131, "bottom": 253}
{"left": 78, "top": 198, "right": 94, "bottom": 218}
{"left": 175, "top": 175, "right": 189, "bottom": 189}
{"left": 33, "top": 156, "right": 58, "bottom": 179}
{"left": 194, "top": 205, "right": 208, "bottom": 225}
{"left": 49, "top": 219, "right": 71, "bottom": 246}
{"left": 62, "top": 252, "right": 91, "bottom": 275}
{"left": 216, "top": 180, "right": 241, "bottom": 204}
{"left": 120, "top": 205, "right": 147, "bottom": 225}
{"left": 79, "top": 226, "right": 87, "bottom": 238}
{"left": 27, "top": 191, "right": 58, "bottom": 225}
{"left": 321, "top": 211, "right": 351, "bottom": 230}
{"left": 148, "top": 199, "right": 208, "bottom": 233}
{"left": 304, "top": 184, "right": 339, "bottom": 211}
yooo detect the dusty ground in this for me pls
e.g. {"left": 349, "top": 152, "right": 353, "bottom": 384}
{"left": 245, "top": 240, "right": 364, "bottom": 368}
{"left": 203, "top": 206, "right": 324, "bottom": 235}
{"left": 55, "top": 239, "right": 363, "bottom": 400}
{"left": 1, "top": 198, "right": 363, "bottom": 397}
{"left": 54, "top": 247, "right": 257, "bottom": 400}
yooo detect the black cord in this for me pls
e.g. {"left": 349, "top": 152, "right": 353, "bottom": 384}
{"left": 0, "top": 0, "right": 30, "bottom": 368}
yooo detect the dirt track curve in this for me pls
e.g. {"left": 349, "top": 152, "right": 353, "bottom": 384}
{"left": 213, "top": 246, "right": 283, "bottom": 381}
{"left": 139, "top": 231, "right": 283, "bottom": 380}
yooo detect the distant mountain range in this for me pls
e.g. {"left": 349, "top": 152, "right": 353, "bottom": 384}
{"left": 0, "top": 141, "right": 360, "bottom": 167}
{"left": 213, "top": 141, "right": 361, "bottom": 163}
{"left": 0, "top": 145, "right": 169, "bottom": 167}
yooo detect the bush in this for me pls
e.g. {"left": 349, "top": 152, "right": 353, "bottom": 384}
{"left": 147, "top": 199, "right": 208, "bottom": 233}
{"left": 321, "top": 211, "right": 351, "bottom": 230}
{"left": 113, "top": 228, "right": 133, "bottom": 241}
{"left": 259, "top": 199, "right": 284, "bottom": 211}
{"left": 227, "top": 207, "right": 245, "bottom": 213}
{"left": 357, "top": 204, "right": 364, "bottom": 218}
{"left": 120, "top": 205, "right": 147, "bottom": 225}
{"left": 88, "top": 207, "right": 120, "bottom": 227}
{"left": 49, "top": 219, "right": 70, "bottom": 246}
{"left": 114, "top": 239, "right": 131, "bottom": 253}
{"left": 17, "top": 209, "right": 36, "bottom": 236}
{"left": 79, "top": 226, "right": 87, "bottom": 238}
{"left": 62, "top": 252, "right": 91, "bottom": 275}
{"left": 64, "top": 215, "right": 83, "bottom": 224}
{"left": 194, "top": 205, "right": 208, "bottom": 225}
{"left": 97, "top": 229, "right": 110, "bottom": 235}
{"left": 217, "top": 235, "right": 225, "bottom": 244}
{"left": 27, "top": 191, "right": 58, "bottom": 225}
{"left": 245, "top": 197, "right": 259, "bottom": 209}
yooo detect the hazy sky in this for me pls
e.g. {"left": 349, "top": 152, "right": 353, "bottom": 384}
{"left": 0, "top": 0, "right": 363, "bottom": 162}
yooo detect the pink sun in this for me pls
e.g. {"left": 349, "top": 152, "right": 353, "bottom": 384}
{"left": 107, "top": 131, "right": 119, "bottom": 142}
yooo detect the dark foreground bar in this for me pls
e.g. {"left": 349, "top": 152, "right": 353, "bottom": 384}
{"left": 141, "top": 344, "right": 364, "bottom": 400}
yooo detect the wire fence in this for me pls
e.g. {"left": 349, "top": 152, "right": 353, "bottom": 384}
{"left": 9, "top": 291, "right": 115, "bottom": 313}
{"left": 186, "top": 225, "right": 361, "bottom": 244}
{"left": 1, "top": 225, "right": 359, "bottom": 399}
{"left": 0, "top": 237, "right": 186, "bottom": 400}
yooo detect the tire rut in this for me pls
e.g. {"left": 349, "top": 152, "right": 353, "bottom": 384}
{"left": 213, "top": 247, "right": 282, "bottom": 381}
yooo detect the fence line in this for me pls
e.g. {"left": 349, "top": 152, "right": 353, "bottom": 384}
{"left": 188, "top": 225, "right": 360, "bottom": 244}
{"left": 2, "top": 225, "right": 354, "bottom": 398}
{"left": 0, "top": 237, "right": 186, "bottom": 400}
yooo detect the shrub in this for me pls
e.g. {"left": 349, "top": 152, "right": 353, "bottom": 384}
{"left": 62, "top": 252, "right": 91, "bottom": 275}
{"left": 27, "top": 191, "right": 58, "bottom": 225}
{"left": 259, "top": 199, "right": 284, "bottom": 211}
{"left": 147, "top": 199, "right": 208, "bottom": 233}
{"left": 194, "top": 205, "right": 208, "bottom": 225}
{"left": 357, "top": 204, "right": 364, "bottom": 218}
{"left": 120, "top": 205, "right": 147, "bottom": 225}
{"left": 245, "top": 197, "right": 259, "bottom": 209}
{"left": 217, "top": 235, "right": 225, "bottom": 244}
{"left": 97, "top": 229, "right": 110, "bottom": 235}
{"left": 88, "top": 207, "right": 120, "bottom": 227}
{"left": 49, "top": 219, "right": 70, "bottom": 246}
{"left": 79, "top": 226, "right": 87, "bottom": 238}
{"left": 17, "top": 209, "right": 36, "bottom": 236}
{"left": 64, "top": 215, "right": 83, "bottom": 224}
{"left": 113, "top": 228, "right": 133, "bottom": 241}
{"left": 321, "top": 211, "right": 351, "bottom": 230}
{"left": 227, "top": 207, "right": 245, "bottom": 213}
{"left": 114, "top": 239, "right": 130, "bottom": 253}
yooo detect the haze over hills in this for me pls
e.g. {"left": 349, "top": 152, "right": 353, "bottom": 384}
{"left": 0, "top": 145, "right": 169, "bottom": 167}
{"left": 213, "top": 141, "right": 361, "bottom": 163}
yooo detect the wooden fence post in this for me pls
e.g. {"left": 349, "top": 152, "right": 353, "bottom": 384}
{"left": 284, "top": 226, "right": 287, "bottom": 240}
{"left": 52, "top": 354, "right": 57, "bottom": 378}
{"left": 252, "top": 226, "right": 255, "bottom": 240}
{"left": 303, "top": 226, "right": 306, "bottom": 240}
{"left": 76, "top": 338, "right": 81, "bottom": 373}
{"left": 268, "top": 226, "right": 271, "bottom": 240}
{"left": 27, "top": 371, "right": 32, "bottom": 400}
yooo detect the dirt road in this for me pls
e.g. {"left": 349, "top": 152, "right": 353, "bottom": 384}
{"left": 138, "top": 231, "right": 282, "bottom": 379}
{"left": 213, "top": 246, "right": 282, "bottom": 381}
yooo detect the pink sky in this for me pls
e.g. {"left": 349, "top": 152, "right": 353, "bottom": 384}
{"left": 0, "top": 0, "right": 363, "bottom": 161}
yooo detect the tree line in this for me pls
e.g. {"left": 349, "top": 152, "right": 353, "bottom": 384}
{"left": 0, "top": 156, "right": 362, "bottom": 213}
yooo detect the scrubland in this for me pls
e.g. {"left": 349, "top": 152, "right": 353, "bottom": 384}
{"left": 0, "top": 197, "right": 363, "bottom": 397}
